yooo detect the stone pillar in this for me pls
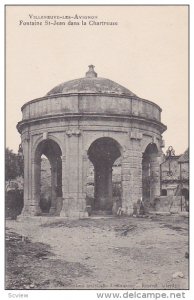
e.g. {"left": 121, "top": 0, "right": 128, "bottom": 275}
{"left": 107, "top": 165, "right": 113, "bottom": 210}
{"left": 131, "top": 150, "right": 143, "bottom": 203}
{"left": 59, "top": 154, "right": 67, "bottom": 216}
{"left": 150, "top": 155, "right": 161, "bottom": 201}
{"left": 19, "top": 134, "right": 42, "bottom": 217}
{"left": 83, "top": 152, "right": 92, "bottom": 193}
{"left": 121, "top": 137, "right": 142, "bottom": 215}
{"left": 30, "top": 158, "right": 42, "bottom": 215}
{"left": 121, "top": 154, "right": 132, "bottom": 215}
{"left": 94, "top": 165, "right": 98, "bottom": 209}
{"left": 19, "top": 138, "right": 30, "bottom": 216}
{"left": 60, "top": 129, "right": 87, "bottom": 218}
{"left": 61, "top": 154, "right": 66, "bottom": 198}
{"left": 82, "top": 152, "right": 91, "bottom": 206}
{"left": 142, "top": 156, "right": 150, "bottom": 202}
{"left": 49, "top": 160, "right": 57, "bottom": 214}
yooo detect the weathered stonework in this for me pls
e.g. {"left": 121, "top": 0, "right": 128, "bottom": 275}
{"left": 17, "top": 66, "right": 167, "bottom": 217}
{"left": 161, "top": 149, "right": 189, "bottom": 200}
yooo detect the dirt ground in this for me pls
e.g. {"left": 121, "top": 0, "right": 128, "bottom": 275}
{"left": 5, "top": 214, "right": 189, "bottom": 290}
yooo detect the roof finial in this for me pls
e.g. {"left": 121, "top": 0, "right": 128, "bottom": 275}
{"left": 85, "top": 65, "right": 97, "bottom": 78}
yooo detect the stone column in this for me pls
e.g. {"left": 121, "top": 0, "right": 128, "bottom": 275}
{"left": 121, "top": 153, "right": 132, "bottom": 215}
{"left": 60, "top": 154, "right": 68, "bottom": 216}
{"left": 131, "top": 150, "right": 143, "bottom": 203}
{"left": 19, "top": 138, "right": 30, "bottom": 216}
{"left": 60, "top": 129, "right": 87, "bottom": 218}
{"left": 107, "top": 165, "right": 113, "bottom": 210}
{"left": 19, "top": 134, "right": 42, "bottom": 217}
{"left": 49, "top": 160, "right": 57, "bottom": 214}
{"left": 29, "top": 157, "right": 42, "bottom": 215}
{"left": 82, "top": 152, "right": 91, "bottom": 211}
{"left": 20, "top": 132, "right": 44, "bottom": 217}
{"left": 94, "top": 164, "right": 100, "bottom": 209}
{"left": 94, "top": 165, "right": 98, "bottom": 209}
{"left": 142, "top": 155, "right": 150, "bottom": 202}
{"left": 61, "top": 154, "right": 66, "bottom": 198}
{"left": 82, "top": 152, "right": 90, "bottom": 195}
{"left": 121, "top": 135, "right": 143, "bottom": 215}
{"left": 150, "top": 155, "right": 161, "bottom": 201}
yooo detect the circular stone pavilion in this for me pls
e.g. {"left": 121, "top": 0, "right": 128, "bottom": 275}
{"left": 17, "top": 65, "right": 167, "bottom": 217}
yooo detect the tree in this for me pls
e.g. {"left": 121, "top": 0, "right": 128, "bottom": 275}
{"left": 5, "top": 147, "right": 24, "bottom": 181}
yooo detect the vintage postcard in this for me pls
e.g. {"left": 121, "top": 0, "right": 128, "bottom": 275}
{"left": 5, "top": 4, "right": 189, "bottom": 298}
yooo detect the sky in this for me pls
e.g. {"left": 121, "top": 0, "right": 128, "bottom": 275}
{"left": 6, "top": 5, "right": 188, "bottom": 155}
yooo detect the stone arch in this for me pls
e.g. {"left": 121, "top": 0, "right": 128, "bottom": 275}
{"left": 32, "top": 133, "right": 64, "bottom": 161}
{"left": 33, "top": 138, "right": 63, "bottom": 215}
{"left": 142, "top": 142, "right": 160, "bottom": 208}
{"left": 87, "top": 137, "right": 122, "bottom": 213}
{"left": 84, "top": 133, "right": 124, "bottom": 157}
{"left": 141, "top": 135, "right": 160, "bottom": 154}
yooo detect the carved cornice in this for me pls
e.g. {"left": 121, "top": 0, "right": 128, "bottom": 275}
{"left": 17, "top": 114, "right": 167, "bottom": 135}
{"left": 66, "top": 129, "right": 81, "bottom": 137}
{"left": 129, "top": 130, "right": 142, "bottom": 140}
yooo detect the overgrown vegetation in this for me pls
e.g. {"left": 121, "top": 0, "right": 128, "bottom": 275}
{"left": 5, "top": 190, "right": 23, "bottom": 219}
{"left": 5, "top": 147, "right": 24, "bottom": 219}
{"left": 5, "top": 147, "right": 24, "bottom": 181}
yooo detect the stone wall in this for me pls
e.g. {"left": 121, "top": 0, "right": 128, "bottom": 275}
{"left": 152, "top": 196, "right": 184, "bottom": 213}
{"left": 21, "top": 94, "right": 161, "bottom": 123}
{"left": 161, "top": 156, "right": 189, "bottom": 196}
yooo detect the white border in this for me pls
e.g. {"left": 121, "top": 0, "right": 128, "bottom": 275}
{"left": 1, "top": 1, "right": 192, "bottom": 300}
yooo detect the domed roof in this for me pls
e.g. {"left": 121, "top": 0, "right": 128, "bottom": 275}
{"left": 46, "top": 65, "right": 136, "bottom": 97}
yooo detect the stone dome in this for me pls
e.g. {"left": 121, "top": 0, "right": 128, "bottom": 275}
{"left": 47, "top": 65, "right": 136, "bottom": 97}
{"left": 19, "top": 65, "right": 166, "bottom": 136}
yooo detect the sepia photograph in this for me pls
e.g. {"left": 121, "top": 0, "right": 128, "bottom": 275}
{"left": 5, "top": 4, "right": 189, "bottom": 295}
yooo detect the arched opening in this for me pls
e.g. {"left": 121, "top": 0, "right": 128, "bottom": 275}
{"left": 87, "top": 137, "right": 121, "bottom": 214}
{"left": 161, "top": 189, "right": 167, "bottom": 196}
{"left": 181, "top": 188, "right": 189, "bottom": 211}
{"left": 34, "top": 139, "right": 62, "bottom": 215}
{"left": 142, "top": 143, "right": 159, "bottom": 208}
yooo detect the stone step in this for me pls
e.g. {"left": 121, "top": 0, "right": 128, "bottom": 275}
{"left": 92, "top": 210, "right": 112, "bottom": 216}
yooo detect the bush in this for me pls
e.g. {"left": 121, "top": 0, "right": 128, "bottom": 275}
{"left": 5, "top": 190, "right": 24, "bottom": 219}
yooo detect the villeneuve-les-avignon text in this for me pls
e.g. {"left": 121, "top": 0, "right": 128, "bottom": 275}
{"left": 19, "top": 14, "right": 118, "bottom": 26}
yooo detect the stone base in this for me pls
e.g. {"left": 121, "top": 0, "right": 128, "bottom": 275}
{"left": 19, "top": 204, "right": 42, "bottom": 217}
{"left": 49, "top": 206, "right": 57, "bottom": 215}
{"left": 60, "top": 210, "right": 88, "bottom": 218}
{"left": 149, "top": 211, "right": 171, "bottom": 216}
{"left": 17, "top": 210, "right": 89, "bottom": 221}
{"left": 16, "top": 215, "right": 67, "bottom": 225}
{"left": 121, "top": 205, "right": 133, "bottom": 216}
{"left": 152, "top": 196, "right": 183, "bottom": 213}
{"left": 60, "top": 194, "right": 88, "bottom": 218}
{"left": 16, "top": 213, "right": 89, "bottom": 224}
{"left": 17, "top": 215, "right": 44, "bottom": 223}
